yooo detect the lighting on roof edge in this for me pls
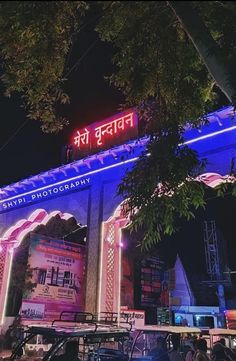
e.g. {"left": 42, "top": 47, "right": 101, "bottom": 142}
{"left": 0, "top": 106, "right": 235, "bottom": 201}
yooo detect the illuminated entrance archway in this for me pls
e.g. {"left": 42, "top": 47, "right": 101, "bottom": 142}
{"left": 98, "top": 172, "right": 235, "bottom": 315}
{"left": 0, "top": 209, "right": 77, "bottom": 325}
{"left": 0, "top": 172, "right": 233, "bottom": 325}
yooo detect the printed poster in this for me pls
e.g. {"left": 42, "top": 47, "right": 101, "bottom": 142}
{"left": 21, "top": 234, "right": 86, "bottom": 321}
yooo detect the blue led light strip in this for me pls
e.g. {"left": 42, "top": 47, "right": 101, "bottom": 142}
{"left": 1, "top": 121, "right": 236, "bottom": 206}
{"left": 184, "top": 125, "right": 236, "bottom": 145}
{"left": 0, "top": 156, "right": 139, "bottom": 204}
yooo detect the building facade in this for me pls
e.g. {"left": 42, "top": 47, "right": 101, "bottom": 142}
{"left": 0, "top": 106, "right": 235, "bottom": 327}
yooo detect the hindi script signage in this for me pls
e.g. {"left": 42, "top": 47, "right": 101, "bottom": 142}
{"left": 72, "top": 110, "right": 138, "bottom": 156}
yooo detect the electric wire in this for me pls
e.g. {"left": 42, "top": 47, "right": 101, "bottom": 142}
{"left": 0, "top": 118, "right": 29, "bottom": 153}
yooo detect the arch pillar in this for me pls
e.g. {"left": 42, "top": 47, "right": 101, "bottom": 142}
{"left": 0, "top": 242, "right": 15, "bottom": 325}
{"left": 98, "top": 204, "right": 129, "bottom": 314}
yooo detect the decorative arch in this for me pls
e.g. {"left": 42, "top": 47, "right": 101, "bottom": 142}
{"left": 2, "top": 209, "right": 74, "bottom": 245}
{"left": 0, "top": 172, "right": 233, "bottom": 324}
{"left": 97, "top": 172, "right": 236, "bottom": 316}
{"left": 196, "top": 172, "right": 236, "bottom": 188}
{"left": 0, "top": 209, "right": 77, "bottom": 325}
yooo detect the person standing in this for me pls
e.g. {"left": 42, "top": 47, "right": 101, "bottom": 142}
{"left": 212, "top": 338, "right": 236, "bottom": 361}
{"left": 193, "top": 339, "right": 210, "bottom": 361}
{"left": 185, "top": 339, "right": 198, "bottom": 361}
{"left": 168, "top": 334, "right": 182, "bottom": 361}
{"left": 148, "top": 336, "right": 170, "bottom": 361}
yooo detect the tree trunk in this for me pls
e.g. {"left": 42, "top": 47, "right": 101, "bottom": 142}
{"left": 168, "top": 1, "right": 236, "bottom": 104}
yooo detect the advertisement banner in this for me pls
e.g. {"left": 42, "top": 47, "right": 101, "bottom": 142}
{"left": 21, "top": 234, "right": 86, "bottom": 321}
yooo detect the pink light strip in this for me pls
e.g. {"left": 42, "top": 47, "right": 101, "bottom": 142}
{"left": 0, "top": 247, "right": 14, "bottom": 325}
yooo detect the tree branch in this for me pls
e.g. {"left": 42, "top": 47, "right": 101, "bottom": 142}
{"left": 168, "top": 1, "right": 236, "bottom": 104}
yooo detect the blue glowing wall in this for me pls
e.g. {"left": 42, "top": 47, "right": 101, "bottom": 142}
{"left": 0, "top": 106, "right": 235, "bottom": 314}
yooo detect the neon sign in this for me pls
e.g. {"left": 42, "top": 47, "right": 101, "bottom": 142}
{"left": 73, "top": 111, "right": 138, "bottom": 155}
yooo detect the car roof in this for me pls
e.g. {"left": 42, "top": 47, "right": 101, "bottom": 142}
{"left": 209, "top": 328, "right": 236, "bottom": 336}
{"left": 133, "top": 325, "right": 201, "bottom": 334}
{"left": 25, "top": 322, "right": 130, "bottom": 339}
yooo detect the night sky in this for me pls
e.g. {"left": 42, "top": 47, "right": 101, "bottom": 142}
{"left": 0, "top": 21, "right": 123, "bottom": 188}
